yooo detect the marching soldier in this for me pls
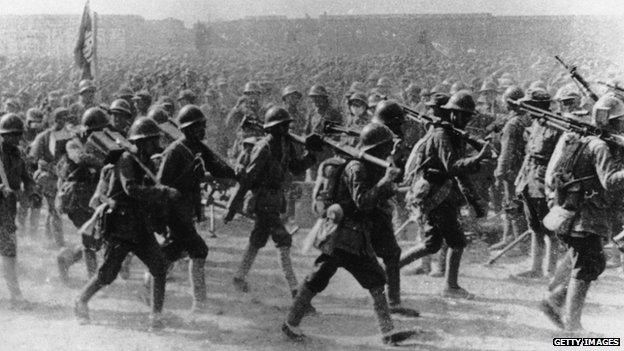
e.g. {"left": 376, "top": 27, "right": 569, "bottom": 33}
{"left": 177, "top": 89, "right": 197, "bottom": 109}
{"left": 0, "top": 113, "right": 35, "bottom": 307}
{"left": 512, "top": 88, "right": 562, "bottom": 279}
{"left": 17, "top": 108, "right": 45, "bottom": 236}
{"left": 29, "top": 107, "right": 70, "bottom": 247}
{"left": 399, "top": 91, "right": 491, "bottom": 299}
{"left": 157, "top": 105, "right": 236, "bottom": 313}
{"left": 132, "top": 90, "right": 152, "bottom": 118}
{"left": 225, "top": 82, "right": 265, "bottom": 159}
{"left": 281, "top": 86, "right": 306, "bottom": 135}
{"left": 553, "top": 86, "right": 583, "bottom": 114}
{"left": 109, "top": 99, "right": 134, "bottom": 136}
{"left": 540, "top": 95, "right": 624, "bottom": 331}
{"left": 56, "top": 108, "right": 109, "bottom": 283}
{"left": 491, "top": 86, "right": 530, "bottom": 249}
{"left": 76, "top": 79, "right": 97, "bottom": 111}
{"left": 230, "top": 107, "right": 317, "bottom": 300}
{"left": 281, "top": 123, "right": 417, "bottom": 345}
{"left": 75, "top": 117, "right": 176, "bottom": 330}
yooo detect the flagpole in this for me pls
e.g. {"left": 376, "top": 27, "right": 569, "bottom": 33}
{"left": 93, "top": 10, "right": 100, "bottom": 103}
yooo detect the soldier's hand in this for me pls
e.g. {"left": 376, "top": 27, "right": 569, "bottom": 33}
{"left": 476, "top": 142, "right": 491, "bottom": 161}
{"left": 304, "top": 133, "right": 323, "bottom": 152}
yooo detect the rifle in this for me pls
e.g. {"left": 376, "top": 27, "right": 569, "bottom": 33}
{"left": 323, "top": 120, "right": 361, "bottom": 138}
{"left": 554, "top": 55, "right": 599, "bottom": 102}
{"left": 400, "top": 103, "right": 494, "bottom": 156}
{"left": 596, "top": 80, "right": 624, "bottom": 94}
{"left": 507, "top": 99, "right": 624, "bottom": 148}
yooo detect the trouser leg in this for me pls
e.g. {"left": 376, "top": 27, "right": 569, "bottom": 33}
{"left": 2, "top": 256, "right": 23, "bottom": 299}
{"left": 563, "top": 278, "right": 590, "bottom": 331}
{"left": 278, "top": 246, "right": 298, "bottom": 292}
{"left": 235, "top": 243, "right": 259, "bottom": 281}
{"left": 370, "top": 286, "right": 394, "bottom": 335}
{"left": 189, "top": 258, "right": 207, "bottom": 310}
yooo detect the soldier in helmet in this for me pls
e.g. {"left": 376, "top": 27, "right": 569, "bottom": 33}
{"left": 109, "top": 99, "right": 133, "bottom": 136}
{"left": 132, "top": 90, "right": 152, "bottom": 118}
{"left": 512, "top": 88, "right": 562, "bottom": 280}
{"left": 56, "top": 108, "right": 109, "bottom": 283}
{"left": 376, "top": 77, "right": 394, "bottom": 99}
{"left": 281, "top": 86, "right": 306, "bottom": 135}
{"left": 147, "top": 106, "right": 170, "bottom": 124}
{"left": 554, "top": 86, "right": 583, "bottom": 114}
{"left": 114, "top": 85, "right": 136, "bottom": 118}
{"left": 0, "top": 113, "right": 35, "bottom": 308}
{"left": 230, "top": 106, "right": 319, "bottom": 301}
{"left": 29, "top": 108, "right": 69, "bottom": 247}
{"left": 400, "top": 91, "right": 491, "bottom": 299}
{"left": 491, "top": 86, "right": 530, "bottom": 250}
{"left": 177, "top": 89, "right": 197, "bottom": 109}
{"left": 24, "top": 108, "right": 45, "bottom": 143}
{"left": 17, "top": 108, "right": 45, "bottom": 236}
{"left": 156, "top": 105, "right": 236, "bottom": 313}
{"left": 346, "top": 92, "right": 369, "bottom": 130}
{"left": 225, "top": 82, "right": 265, "bottom": 160}
{"left": 540, "top": 95, "right": 624, "bottom": 331}
{"left": 75, "top": 117, "right": 176, "bottom": 330}
{"left": 155, "top": 96, "right": 175, "bottom": 119}
{"left": 281, "top": 123, "right": 417, "bottom": 345}
{"left": 77, "top": 79, "right": 97, "bottom": 111}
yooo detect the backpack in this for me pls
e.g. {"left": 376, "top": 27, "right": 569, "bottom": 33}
{"left": 311, "top": 156, "right": 347, "bottom": 217}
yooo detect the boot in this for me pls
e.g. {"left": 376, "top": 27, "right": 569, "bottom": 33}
{"left": 540, "top": 284, "right": 567, "bottom": 330}
{"left": 2, "top": 256, "right": 26, "bottom": 305}
{"left": 189, "top": 258, "right": 208, "bottom": 312}
{"left": 442, "top": 248, "right": 474, "bottom": 299}
{"left": 148, "top": 312, "right": 165, "bottom": 332}
{"left": 429, "top": 245, "right": 447, "bottom": 278}
{"left": 512, "top": 231, "right": 544, "bottom": 279}
{"left": 278, "top": 246, "right": 298, "bottom": 292}
{"left": 291, "top": 289, "right": 316, "bottom": 316}
{"left": 370, "top": 286, "right": 418, "bottom": 345}
{"left": 151, "top": 272, "right": 166, "bottom": 316}
{"left": 544, "top": 235, "right": 558, "bottom": 277}
{"left": 399, "top": 245, "right": 429, "bottom": 269}
{"left": 563, "top": 278, "right": 590, "bottom": 332}
{"left": 76, "top": 276, "right": 105, "bottom": 324}
{"left": 285, "top": 285, "right": 315, "bottom": 335}
{"left": 386, "top": 260, "right": 420, "bottom": 317}
{"left": 84, "top": 248, "right": 98, "bottom": 278}
{"left": 233, "top": 244, "right": 258, "bottom": 292}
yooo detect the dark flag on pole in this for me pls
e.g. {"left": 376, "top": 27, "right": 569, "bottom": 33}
{"left": 74, "top": 0, "right": 96, "bottom": 80}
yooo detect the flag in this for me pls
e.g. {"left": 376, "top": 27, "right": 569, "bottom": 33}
{"left": 74, "top": 0, "right": 96, "bottom": 80}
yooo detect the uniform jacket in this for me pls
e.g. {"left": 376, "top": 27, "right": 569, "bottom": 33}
{"left": 243, "top": 134, "right": 315, "bottom": 213}
{"left": 57, "top": 137, "right": 102, "bottom": 212}
{"left": 226, "top": 101, "right": 264, "bottom": 139}
{"left": 515, "top": 119, "right": 562, "bottom": 198}
{"left": 545, "top": 133, "right": 624, "bottom": 237}
{"left": 494, "top": 111, "right": 532, "bottom": 182}
{"left": 319, "top": 159, "right": 394, "bottom": 257}
{"left": 305, "top": 105, "right": 343, "bottom": 136}
{"left": 0, "top": 142, "right": 34, "bottom": 228}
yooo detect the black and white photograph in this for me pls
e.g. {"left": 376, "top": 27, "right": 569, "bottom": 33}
{"left": 1, "top": 0, "right": 624, "bottom": 350}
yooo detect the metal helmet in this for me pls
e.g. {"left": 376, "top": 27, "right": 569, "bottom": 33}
{"left": 405, "top": 83, "right": 421, "bottom": 96}
{"left": 430, "top": 84, "right": 448, "bottom": 94}
{"left": 450, "top": 81, "right": 468, "bottom": 95}
{"left": 281, "top": 85, "right": 302, "bottom": 100}
{"left": 26, "top": 108, "right": 44, "bottom": 122}
{"left": 520, "top": 88, "right": 551, "bottom": 109}
{"left": 127, "top": 117, "right": 161, "bottom": 141}
{"left": 132, "top": 90, "right": 152, "bottom": 104}
{"left": 479, "top": 80, "right": 498, "bottom": 93}
{"left": 358, "top": 122, "right": 394, "bottom": 152}
{"left": 0, "top": 113, "right": 24, "bottom": 134}
{"left": 263, "top": 106, "right": 293, "bottom": 129}
{"left": 592, "top": 93, "right": 624, "bottom": 128}
{"left": 348, "top": 81, "right": 366, "bottom": 94}
{"left": 367, "top": 94, "right": 384, "bottom": 110}
{"left": 177, "top": 89, "right": 197, "bottom": 103}
{"left": 373, "top": 100, "right": 405, "bottom": 124}
{"left": 554, "top": 85, "right": 581, "bottom": 101}
{"left": 51, "top": 107, "right": 69, "bottom": 123}
{"left": 176, "top": 104, "right": 206, "bottom": 129}
{"left": 376, "top": 77, "right": 393, "bottom": 88}
{"left": 243, "top": 81, "right": 262, "bottom": 95}
{"left": 115, "top": 86, "right": 134, "bottom": 99}
{"left": 348, "top": 92, "right": 368, "bottom": 107}
{"left": 425, "top": 93, "right": 451, "bottom": 107}
{"left": 147, "top": 106, "right": 169, "bottom": 124}
{"left": 81, "top": 107, "right": 109, "bottom": 132}
{"left": 442, "top": 90, "right": 476, "bottom": 114}
{"left": 502, "top": 85, "right": 525, "bottom": 102}
{"left": 110, "top": 99, "right": 132, "bottom": 116}
{"left": 78, "top": 79, "right": 96, "bottom": 94}
{"left": 308, "top": 84, "right": 328, "bottom": 97}
{"left": 528, "top": 80, "right": 547, "bottom": 91}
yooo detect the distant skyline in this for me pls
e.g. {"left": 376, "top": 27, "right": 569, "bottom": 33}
{"left": 1, "top": 0, "right": 624, "bottom": 24}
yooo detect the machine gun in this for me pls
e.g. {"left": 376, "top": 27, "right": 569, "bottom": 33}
{"left": 507, "top": 99, "right": 624, "bottom": 148}
{"left": 555, "top": 55, "right": 599, "bottom": 102}
{"left": 400, "top": 103, "right": 494, "bottom": 156}
{"left": 224, "top": 120, "right": 396, "bottom": 223}
{"left": 322, "top": 120, "right": 361, "bottom": 138}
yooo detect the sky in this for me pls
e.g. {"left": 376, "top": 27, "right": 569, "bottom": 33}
{"left": 1, "top": 0, "right": 624, "bottom": 24}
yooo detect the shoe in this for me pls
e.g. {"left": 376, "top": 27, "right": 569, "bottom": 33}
{"left": 539, "top": 300, "right": 564, "bottom": 330}
{"left": 441, "top": 287, "right": 475, "bottom": 300}
{"left": 233, "top": 277, "right": 249, "bottom": 293}
{"left": 148, "top": 313, "right": 165, "bottom": 332}
{"left": 389, "top": 304, "right": 420, "bottom": 318}
{"left": 74, "top": 300, "right": 90, "bottom": 325}
{"left": 382, "top": 329, "right": 419, "bottom": 345}
{"left": 282, "top": 322, "right": 306, "bottom": 341}
{"left": 303, "top": 303, "right": 317, "bottom": 317}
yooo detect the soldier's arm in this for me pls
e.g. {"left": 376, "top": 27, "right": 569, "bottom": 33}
{"left": 119, "top": 153, "right": 169, "bottom": 202}
{"left": 66, "top": 138, "right": 102, "bottom": 168}
{"left": 494, "top": 121, "right": 518, "bottom": 179}
{"left": 156, "top": 146, "right": 181, "bottom": 187}
{"left": 435, "top": 130, "right": 480, "bottom": 176}
{"left": 288, "top": 142, "right": 316, "bottom": 176}
{"left": 345, "top": 162, "right": 394, "bottom": 212}
{"left": 591, "top": 139, "right": 624, "bottom": 192}
{"left": 198, "top": 143, "right": 235, "bottom": 179}
{"left": 242, "top": 142, "right": 269, "bottom": 187}
{"left": 19, "top": 158, "right": 35, "bottom": 196}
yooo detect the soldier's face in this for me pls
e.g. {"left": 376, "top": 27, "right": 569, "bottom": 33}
{"left": 284, "top": 94, "right": 300, "bottom": 107}
{"left": 349, "top": 103, "right": 367, "bottom": 118}
{"left": 311, "top": 96, "right": 327, "bottom": 109}
{"left": 451, "top": 111, "right": 471, "bottom": 129}
{"left": 184, "top": 121, "right": 206, "bottom": 141}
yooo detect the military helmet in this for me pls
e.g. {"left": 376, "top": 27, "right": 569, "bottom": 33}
{"left": 554, "top": 86, "right": 581, "bottom": 101}
{"left": 425, "top": 93, "right": 451, "bottom": 107}
{"left": 442, "top": 90, "right": 476, "bottom": 114}
{"left": 358, "top": 122, "right": 394, "bottom": 152}
{"left": 156, "top": 96, "right": 174, "bottom": 108}
{"left": 127, "top": 117, "right": 161, "bottom": 141}
{"left": 528, "top": 80, "right": 547, "bottom": 91}
{"left": 479, "top": 80, "right": 498, "bottom": 93}
{"left": 4, "top": 98, "right": 20, "bottom": 110}
{"left": 281, "top": 85, "right": 302, "bottom": 100}
{"left": 110, "top": 99, "right": 132, "bottom": 116}
{"left": 405, "top": 83, "right": 421, "bottom": 96}
{"left": 26, "top": 108, "right": 44, "bottom": 122}
{"left": 51, "top": 107, "right": 69, "bottom": 122}
{"left": 348, "top": 81, "right": 366, "bottom": 95}
{"left": 78, "top": 79, "right": 96, "bottom": 94}
{"left": 373, "top": 100, "right": 406, "bottom": 124}
{"left": 430, "top": 84, "right": 448, "bottom": 94}
{"left": 243, "top": 81, "right": 262, "bottom": 95}
{"left": 81, "top": 107, "right": 109, "bottom": 132}
{"left": 376, "top": 77, "right": 393, "bottom": 88}
{"left": 348, "top": 92, "right": 368, "bottom": 107}
{"left": 308, "top": 84, "right": 329, "bottom": 97}
{"left": 450, "top": 81, "right": 468, "bottom": 95}
{"left": 520, "top": 88, "right": 551, "bottom": 106}
{"left": 502, "top": 85, "right": 525, "bottom": 102}
{"left": 176, "top": 104, "right": 206, "bottom": 129}
{"left": 0, "top": 113, "right": 24, "bottom": 134}
{"left": 147, "top": 106, "right": 169, "bottom": 124}
{"left": 592, "top": 93, "right": 624, "bottom": 128}
{"left": 367, "top": 94, "right": 384, "bottom": 109}
{"left": 177, "top": 89, "right": 197, "bottom": 103}
{"left": 263, "top": 106, "right": 293, "bottom": 129}
{"left": 132, "top": 90, "right": 151, "bottom": 103}
{"left": 115, "top": 86, "right": 134, "bottom": 99}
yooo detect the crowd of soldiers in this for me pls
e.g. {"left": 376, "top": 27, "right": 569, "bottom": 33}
{"left": 1, "top": 48, "right": 624, "bottom": 345}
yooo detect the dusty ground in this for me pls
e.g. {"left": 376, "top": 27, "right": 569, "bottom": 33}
{"left": 1, "top": 211, "right": 624, "bottom": 351}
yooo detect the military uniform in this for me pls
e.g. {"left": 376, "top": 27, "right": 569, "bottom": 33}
{"left": 304, "top": 104, "right": 343, "bottom": 180}
{"left": 225, "top": 100, "right": 265, "bottom": 159}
